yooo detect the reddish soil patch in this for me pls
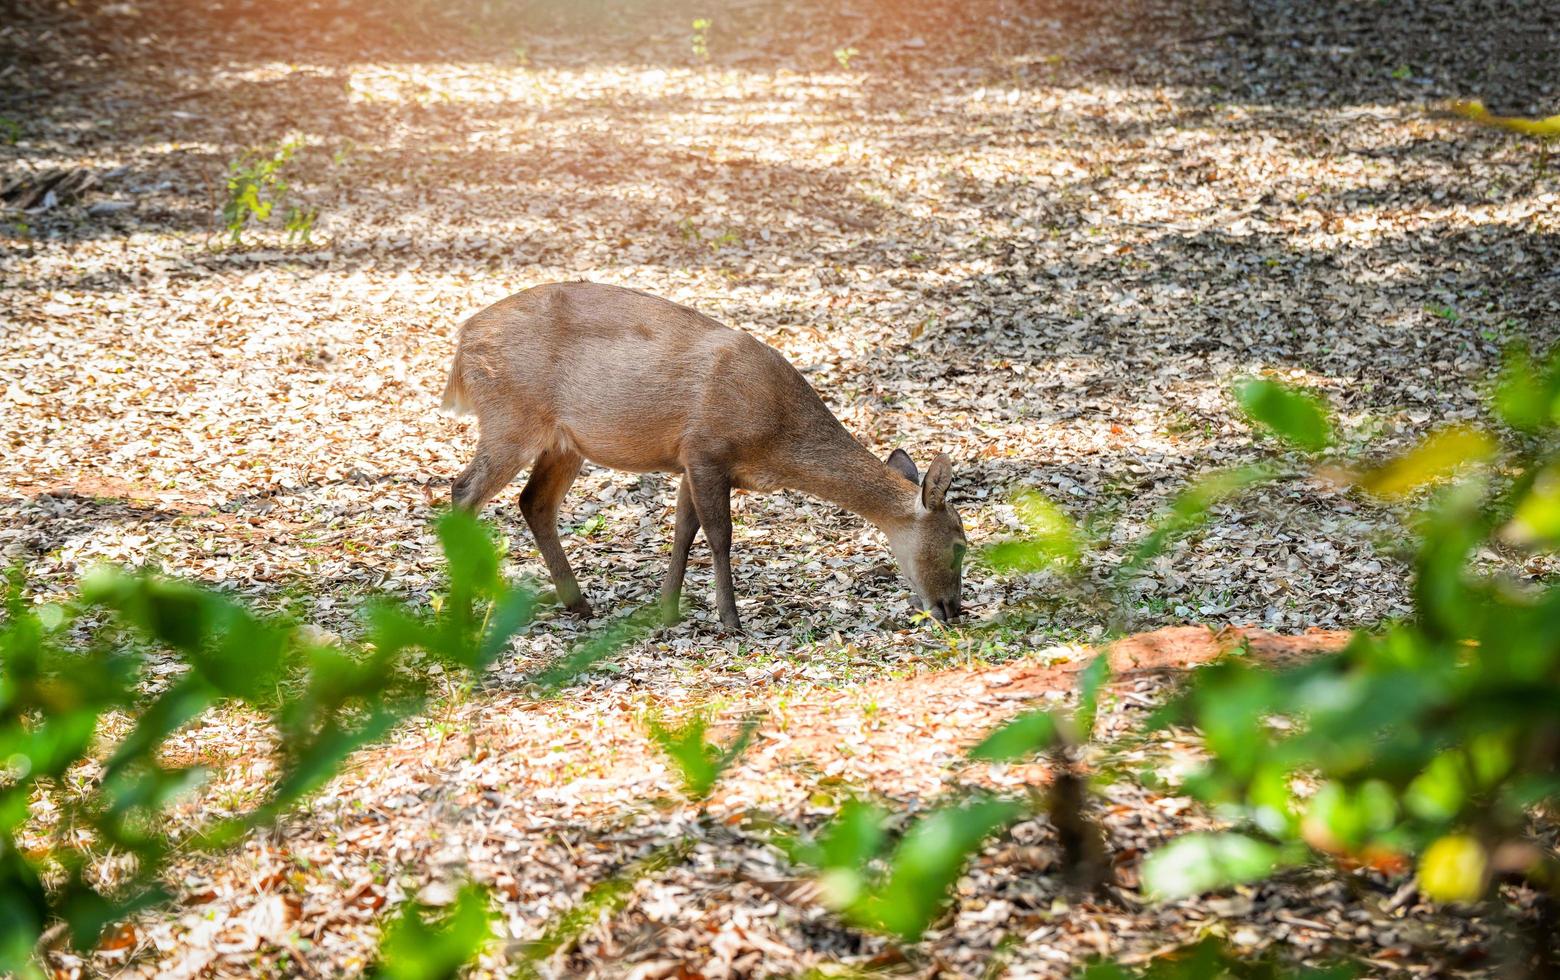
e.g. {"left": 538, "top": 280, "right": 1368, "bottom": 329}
{"left": 5, "top": 475, "right": 216, "bottom": 517}
{"left": 1105, "top": 624, "right": 1353, "bottom": 672}
{"left": 767, "top": 625, "right": 1353, "bottom": 787}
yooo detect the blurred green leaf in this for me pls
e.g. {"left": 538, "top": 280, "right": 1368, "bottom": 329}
{"left": 1302, "top": 781, "right": 1398, "bottom": 851}
{"left": 968, "top": 709, "right": 1061, "bottom": 761}
{"left": 1404, "top": 751, "right": 1467, "bottom": 823}
{"left": 56, "top": 868, "right": 166, "bottom": 954}
{"left": 0, "top": 843, "right": 48, "bottom": 974}
{"left": 1493, "top": 345, "right": 1560, "bottom": 433}
{"left": 1234, "top": 378, "right": 1334, "bottom": 452}
{"left": 103, "top": 676, "right": 216, "bottom": 781}
{"left": 1125, "top": 464, "right": 1276, "bottom": 572}
{"left": 845, "top": 797, "right": 1022, "bottom": 941}
{"left": 82, "top": 569, "right": 293, "bottom": 701}
{"left": 970, "top": 654, "right": 1109, "bottom": 759}
{"left": 791, "top": 796, "right": 1020, "bottom": 942}
{"left": 1506, "top": 463, "right": 1560, "bottom": 545}
{"left": 985, "top": 491, "right": 1083, "bottom": 574}
{"left": 1142, "top": 833, "right": 1296, "bottom": 901}
{"left": 1357, "top": 426, "right": 1497, "bottom": 499}
{"left": 365, "top": 602, "right": 435, "bottom": 660}
{"left": 477, "top": 587, "right": 537, "bottom": 665}
{"left": 267, "top": 701, "right": 411, "bottom": 817}
{"left": 438, "top": 509, "right": 502, "bottom": 601}
{"left": 371, "top": 882, "right": 494, "bottom": 980}
{"left": 802, "top": 799, "right": 889, "bottom": 872}
{"left": 1074, "top": 653, "right": 1111, "bottom": 740}
{"left": 527, "top": 609, "right": 651, "bottom": 693}
{"left": 1411, "top": 479, "right": 1487, "bottom": 640}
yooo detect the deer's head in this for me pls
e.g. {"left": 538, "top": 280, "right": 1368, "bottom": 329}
{"left": 883, "top": 449, "right": 967, "bottom": 622}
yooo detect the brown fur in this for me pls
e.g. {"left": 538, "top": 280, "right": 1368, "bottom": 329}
{"left": 443, "top": 282, "right": 967, "bottom": 629}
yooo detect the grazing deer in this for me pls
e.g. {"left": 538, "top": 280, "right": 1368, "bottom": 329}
{"left": 441, "top": 282, "right": 967, "bottom": 630}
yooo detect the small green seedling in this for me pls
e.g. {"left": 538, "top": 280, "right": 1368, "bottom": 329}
{"left": 647, "top": 707, "right": 758, "bottom": 802}
{"left": 690, "top": 18, "right": 711, "bottom": 60}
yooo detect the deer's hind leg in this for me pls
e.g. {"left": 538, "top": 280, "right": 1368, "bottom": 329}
{"left": 451, "top": 402, "right": 557, "bottom": 511}
{"left": 520, "top": 446, "right": 591, "bottom": 617}
{"left": 452, "top": 433, "right": 536, "bottom": 512}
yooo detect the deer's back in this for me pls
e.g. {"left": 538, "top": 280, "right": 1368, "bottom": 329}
{"left": 452, "top": 282, "right": 820, "bottom": 475}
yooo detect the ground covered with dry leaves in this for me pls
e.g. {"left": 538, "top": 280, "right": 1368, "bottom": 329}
{"left": 3, "top": 0, "right": 1558, "bottom": 975}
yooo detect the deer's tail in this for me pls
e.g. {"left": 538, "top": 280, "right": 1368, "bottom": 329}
{"left": 440, "top": 348, "right": 473, "bottom": 416}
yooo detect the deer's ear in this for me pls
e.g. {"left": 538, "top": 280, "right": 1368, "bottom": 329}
{"left": 920, "top": 453, "right": 953, "bottom": 511}
{"left": 886, "top": 448, "right": 919, "bottom": 484}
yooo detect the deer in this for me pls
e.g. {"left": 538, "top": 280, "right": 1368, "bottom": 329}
{"left": 441, "top": 281, "right": 968, "bottom": 631}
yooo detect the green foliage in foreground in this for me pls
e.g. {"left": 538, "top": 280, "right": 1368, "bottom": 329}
{"left": 1234, "top": 377, "right": 1334, "bottom": 453}
{"left": 976, "top": 357, "right": 1560, "bottom": 973}
{"left": 780, "top": 655, "right": 1114, "bottom": 945}
{"left": 369, "top": 883, "right": 495, "bottom": 980}
{"left": 1144, "top": 358, "right": 1560, "bottom": 909}
{"left": 785, "top": 795, "right": 1024, "bottom": 942}
{"left": 653, "top": 354, "right": 1560, "bottom": 964}
{"left": 970, "top": 653, "right": 1110, "bottom": 760}
{"left": 0, "top": 511, "right": 632, "bottom": 975}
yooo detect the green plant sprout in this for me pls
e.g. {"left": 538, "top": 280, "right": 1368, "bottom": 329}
{"left": 284, "top": 205, "right": 317, "bottom": 245}
{"left": 646, "top": 707, "right": 758, "bottom": 803}
{"left": 221, "top": 137, "right": 319, "bottom": 246}
{"left": 690, "top": 18, "right": 711, "bottom": 61}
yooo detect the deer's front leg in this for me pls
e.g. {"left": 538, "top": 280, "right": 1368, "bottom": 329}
{"left": 686, "top": 463, "right": 740, "bottom": 630}
{"left": 659, "top": 475, "right": 701, "bottom": 625}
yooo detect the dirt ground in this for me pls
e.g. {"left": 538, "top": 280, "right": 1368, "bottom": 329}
{"left": 3, "top": 0, "right": 1558, "bottom": 975}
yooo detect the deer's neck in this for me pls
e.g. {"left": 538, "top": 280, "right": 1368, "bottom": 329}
{"left": 777, "top": 420, "right": 918, "bottom": 531}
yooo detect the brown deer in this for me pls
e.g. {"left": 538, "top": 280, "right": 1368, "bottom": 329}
{"left": 441, "top": 281, "right": 967, "bottom": 630}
